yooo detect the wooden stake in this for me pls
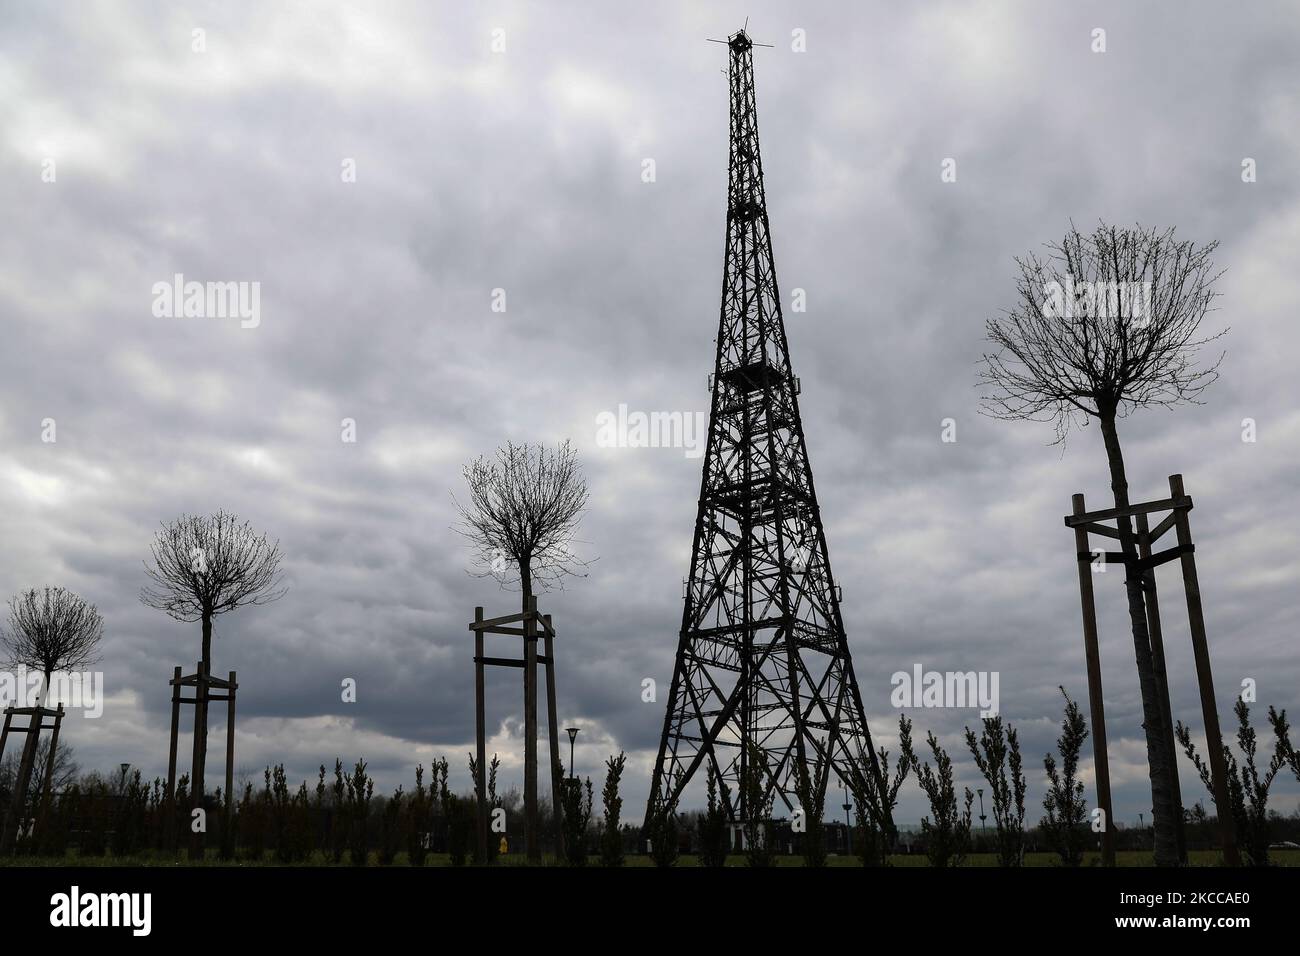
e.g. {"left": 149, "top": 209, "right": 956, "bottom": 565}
{"left": 544, "top": 617, "right": 565, "bottom": 861}
{"left": 474, "top": 606, "right": 488, "bottom": 864}
{"left": 39, "top": 705, "right": 64, "bottom": 805}
{"left": 34, "top": 705, "right": 65, "bottom": 840}
{"left": 524, "top": 595, "right": 539, "bottom": 863}
{"left": 225, "top": 671, "right": 237, "bottom": 833}
{"left": 1137, "top": 511, "right": 1186, "bottom": 863}
{"left": 0, "top": 710, "right": 12, "bottom": 770}
{"left": 165, "top": 665, "right": 181, "bottom": 851}
{"left": 1169, "top": 474, "right": 1240, "bottom": 866}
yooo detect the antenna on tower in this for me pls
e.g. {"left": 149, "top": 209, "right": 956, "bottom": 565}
{"left": 705, "top": 21, "right": 775, "bottom": 49}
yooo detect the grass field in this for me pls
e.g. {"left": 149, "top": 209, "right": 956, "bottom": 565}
{"left": 5, "top": 849, "right": 1297, "bottom": 867}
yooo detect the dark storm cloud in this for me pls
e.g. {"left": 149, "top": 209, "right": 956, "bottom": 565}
{"left": 1, "top": 0, "right": 1297, "bottom": 823}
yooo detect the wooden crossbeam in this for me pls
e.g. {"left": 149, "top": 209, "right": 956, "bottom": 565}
{"left": 1076, "top": 544, "right": 1194, "bottom": 572}
{"left": 468, "top": 610, "right": 529, "bottom": 631}
{"left": 477, "top": 656, "right": 524, "bottom": 668}
{"left": 1077, "top": 522, "right": 1123, "bottom": 540}
{"left": 1064, "top": 495, "right": 1192, "bottom": 527}
{"left": 468, "top": 608, "right": 556, "bottom": 636}
{"left": 171, "top": 673, "right": 235, "bottom": 690}
{"left": 475, "top": 655, "right": 553, "bottom": 668}
{"left": 470, "top": 622, "right": 556, "bottom": 639}
{"left": 1141, "top": 543, "right": 1194, "bottom": 571}
{"left": 1, "top": 706, "right": 62, "bottom": 718}
{"left": 0, "top": 720, "right": 61, "bottom": 733}
{"left": 1079, "top": 551, "right": 1129, "bottom": 565}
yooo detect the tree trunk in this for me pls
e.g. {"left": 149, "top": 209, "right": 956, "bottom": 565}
{"left": 196, "top": 613, "right": 212, "bottom": 798}
{"left": 189, "top": 613, "right": 213, "bottom": 861}
{"left": 38, "top": 667, "right": 55, "bottom": 804}
{"left": 1098, "top": 412, "right": 1179, "bottom": 866}
{"left": 520, "top": 561, "right": 540, "bottom": 863}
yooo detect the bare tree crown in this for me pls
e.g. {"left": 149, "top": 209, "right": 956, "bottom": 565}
{"left": 455, "top": 440, "right": 591, "bottom": 591}
{"left": 979, "top": 222, "right": 1226, "bottom": 442}
{"left": 140, "top": 511, "right": 286, "bottom": 622}
{"left": 1, "top": 586, "right": 104, "bottom": 678}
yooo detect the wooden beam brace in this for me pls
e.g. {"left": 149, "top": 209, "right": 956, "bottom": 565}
{"left": 1147, "top": 510, "right": 1179, "bottom": 544}
{"left": 468, "top": 609, "right": 553, "bottom": 631}
{"left": 171, "top": 673, "right": 234, "bottom": 689}
{"left": 475, "top": 656, "right": 525, "bottom": 668}
{"left": 1077, "top": 550, "right": 1130, "bottom": 565}
{"left": 468, "top": 611, "right": 528, "bottom": 631}
{"left": 1139, "top": 543, "right": 1194, "bottom": 572}
{"left": 475, "top": 655, "right": 552, "bottom": 667}
{"left": 1064, "top": 495, "right": 1191, "bottom": 527}
{"left": 0, "top": 706, "right": 58, "bottom": 717}
{"left": 1078, "top": 522, "right": 1123, "bottom": 540}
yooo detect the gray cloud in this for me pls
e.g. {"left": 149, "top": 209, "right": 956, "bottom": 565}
{"left": 1, "top": 0, "right": 1298, "bottom": 825}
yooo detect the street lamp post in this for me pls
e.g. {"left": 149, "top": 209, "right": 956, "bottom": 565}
{"left": 565, "top": 727, "right": 580, "bottom": 778}
{"left": 977, "top": 788, "right": 987, "bottom": 846}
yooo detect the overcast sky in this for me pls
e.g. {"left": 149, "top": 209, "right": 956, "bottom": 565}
{"left": 2, "top": 0, "right": 1298, "bottom": 827}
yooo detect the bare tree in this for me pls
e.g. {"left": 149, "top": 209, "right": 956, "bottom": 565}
{"left": 0, "top": 737, "right": 79, "bottom": 856}
{"left": 0, "top": 739, "right": 80, "bottom": 816}
{"left": 0, "top": 587, "right": 102, "bottom": 853}
{"left": 454, "top": 440, "right": 591, "bottom": 608}
{"left": 454, "top": 440, "right": 590, "bottom": 863}
{"left": 140, "top": 511, "right": 284, "bottom": 811}
{"left": 2, "top": 587, "right": 103, "bottom": 698}
{"left": 980, "top": 221, "right": 1226, "bottom": 867}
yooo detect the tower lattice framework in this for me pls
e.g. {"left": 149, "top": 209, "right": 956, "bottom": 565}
{"left": 646, "top": 29, "right": 884, "bottom": 827}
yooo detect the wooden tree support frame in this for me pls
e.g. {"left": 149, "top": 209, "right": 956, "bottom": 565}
{"left": 469, "top": 596, "right": 564, "bottom": 865}
{"left": 1066, "top": 472, "right": 1239, "bottom": 866}
{"left": 0, "top": 702, "right": 65, "bottom": 854}
{"left": 165, "top": 662, "right": 237, "bottom": 852}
